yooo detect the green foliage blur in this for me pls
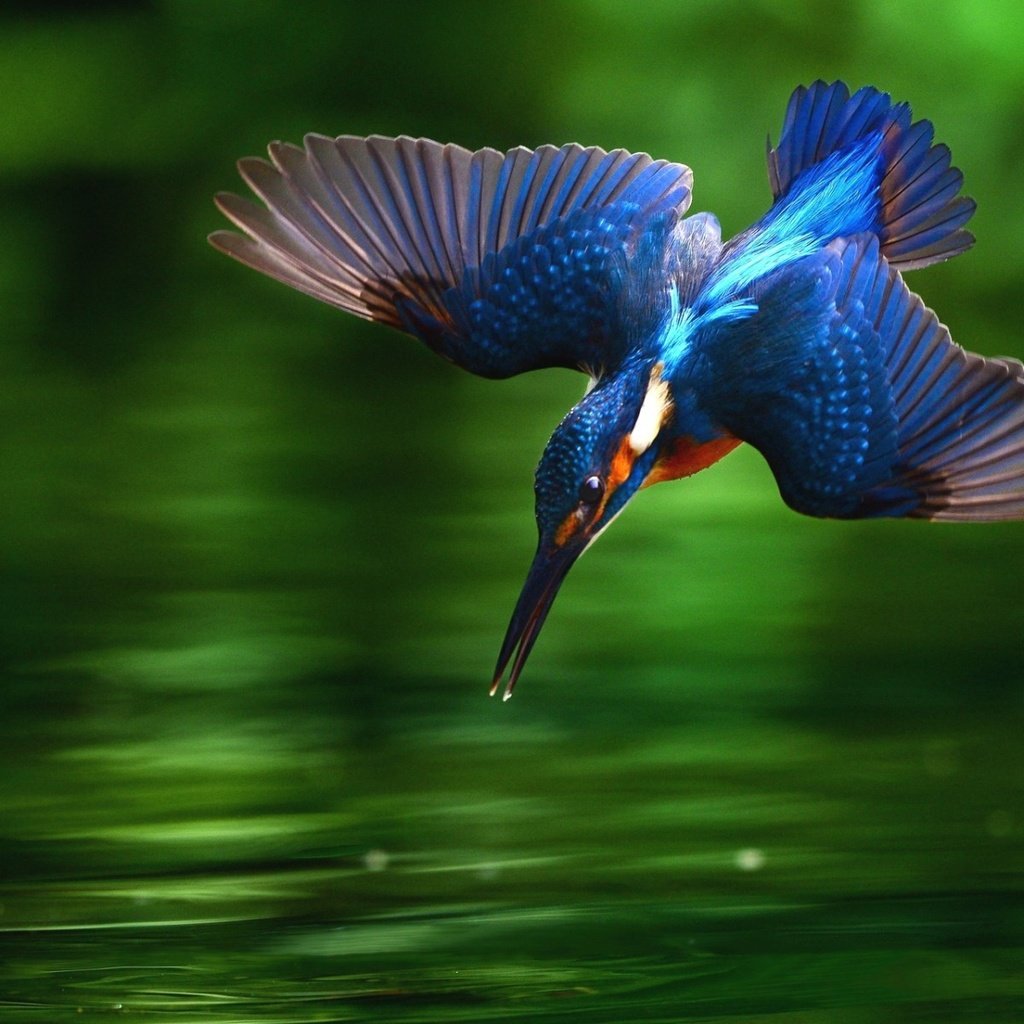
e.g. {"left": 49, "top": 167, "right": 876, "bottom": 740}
{"left": 1, "top": 3, "right": 1023, "bottom": 1019}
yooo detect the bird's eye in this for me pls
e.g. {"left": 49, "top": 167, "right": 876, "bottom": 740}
{"left": 578, "top": 475, "right": 605, "bottom": 506}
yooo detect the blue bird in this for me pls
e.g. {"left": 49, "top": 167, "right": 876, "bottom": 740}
{"left": 211, "top": 82, "right": 1024, "bottom": 698}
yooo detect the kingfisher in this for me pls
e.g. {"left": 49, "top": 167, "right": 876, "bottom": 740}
{"left": 210, "top": 81, "right": 1024, "bottom": 698}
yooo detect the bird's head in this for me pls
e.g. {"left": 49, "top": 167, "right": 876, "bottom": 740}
{"left": 492, "top": 361, "right": 674, "bottom": 697}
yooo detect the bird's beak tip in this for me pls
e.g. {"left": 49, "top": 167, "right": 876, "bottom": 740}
{"left": 489, "top": 661, "right": 519, "bottom": 701}
{"left": 489, "top": 538, "right": 579, "bottom": 702}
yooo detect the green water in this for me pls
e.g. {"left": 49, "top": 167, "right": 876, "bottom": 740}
{"left": 2, "top": 3, "right": 1024, "bottom": 1020}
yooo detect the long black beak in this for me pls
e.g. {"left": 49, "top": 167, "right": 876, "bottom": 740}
{"left": 490, "top": 540, "right": 582, "bottom": 700}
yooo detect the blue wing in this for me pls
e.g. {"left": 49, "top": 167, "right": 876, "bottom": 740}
{"left": 210, "top": 136, "right": 692, "bottom": 378}
{"left": 766, "top": 81, "right": 975, "bottom": 270}
{"left": 697, "top": 235, "right": 1024, "bottom": 520}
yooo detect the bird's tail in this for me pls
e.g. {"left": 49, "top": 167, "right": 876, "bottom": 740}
{"left": 767, "top": 81, "right": 975, "bottom": 270}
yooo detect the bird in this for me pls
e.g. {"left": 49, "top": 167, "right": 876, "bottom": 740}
{"left": 210, "top": 81, "right": 1024, "bottom": 699}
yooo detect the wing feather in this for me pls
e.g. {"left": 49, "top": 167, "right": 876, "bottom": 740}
{"left": 212, "top": 136, "right": 692, "bottom": 378}
{"left": 695, "top": 235, "right": 1024, "bottom": 520}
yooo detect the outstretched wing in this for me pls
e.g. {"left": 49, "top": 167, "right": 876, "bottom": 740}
{"left": 211, "top": 136, "right": 692, "bottom": 378}
{"left": 700, "top": 235, "right": 1024, "bottom": 520}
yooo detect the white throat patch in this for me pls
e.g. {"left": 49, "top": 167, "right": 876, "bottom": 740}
{"left": 629, "top": 365, "right": 673, "bottom": 455}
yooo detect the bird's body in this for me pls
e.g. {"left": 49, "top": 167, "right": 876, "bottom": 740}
{"left": 212, "top": 82, "right": 1024, "bottom": 696}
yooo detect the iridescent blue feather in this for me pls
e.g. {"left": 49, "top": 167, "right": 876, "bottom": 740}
{"left": 687, "top": 235, "right": 1024, "bottom": 519}
{"left": 211, "top": 137, "right": 692, "bottom": 378}
{"left": 767, "top": 81, "right": 975, "bottom": 269}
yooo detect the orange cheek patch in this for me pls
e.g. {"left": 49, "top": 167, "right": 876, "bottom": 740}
{"left": 595, "top": 436, "right": 637, "bottom": 520}
{"left": 608, "top": 436, "right": 636, "bottom": 490}
{"left": 554, "top": 509, "right": 582, "bottom": 547}
{"left": 644, "top": 435, "right": 742, "bottom": 487}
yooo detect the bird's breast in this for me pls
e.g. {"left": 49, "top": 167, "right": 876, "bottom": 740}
{"left": 643, "top": 434, "right": 742, "bottom": 487}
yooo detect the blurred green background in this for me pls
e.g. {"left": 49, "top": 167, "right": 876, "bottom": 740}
{"left": 1, "top": 1, "right": 1022, "bottom": 1020}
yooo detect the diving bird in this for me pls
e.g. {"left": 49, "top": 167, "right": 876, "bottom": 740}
{"left": 210, "top": 81, "right": 1024, "bottom": 698}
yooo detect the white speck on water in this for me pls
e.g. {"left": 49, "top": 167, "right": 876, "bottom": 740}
{"left": 363, "top": 848, "right": 389, "bottom": 872}
{"left": 735, "top": 847, "right": 765, "bottom": 872}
